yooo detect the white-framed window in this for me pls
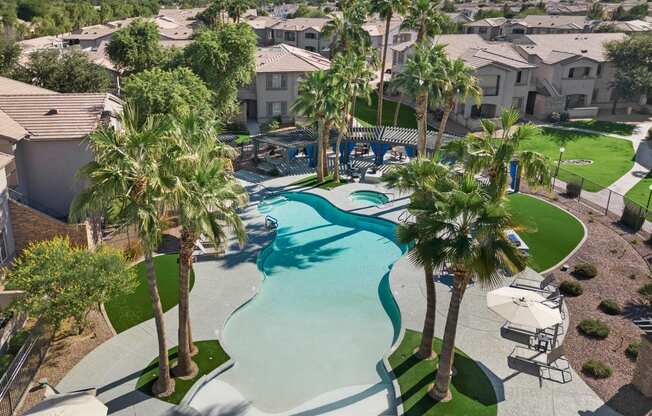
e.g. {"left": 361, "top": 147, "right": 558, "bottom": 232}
{"left": 267, "top": 101, "right": 287, "bottom": 116}
{"left": 266, "top": 73, "right": 287, "bottom": 90}
{"left": 512, "top": 97, "right": 524, "bottom": 111}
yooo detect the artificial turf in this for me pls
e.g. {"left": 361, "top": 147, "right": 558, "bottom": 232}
{"left": 507, "top": 193, "right": 584, "bottom": 272}
{"left": 136, "top": 340, "right": 230, "bottom": 404}
{"left": 290, "top": 174, "right": 348, "bottom": 190}
{"left": 354, "top": 93, "right": 419, "bottom": 128}
{"left": 624, "top": 171, "right": 652, "bottom": 215}
{"left": 388, "top": 329, "right": 497, "bottom": 416}
{"left": 104, "top": 254, "right": 195, "bottom": 333}
{"left": 518, "top": 127, "right": 634, "bottom": 191}
{"left": 560, "top": 120, "right": 636, "bottom": 136}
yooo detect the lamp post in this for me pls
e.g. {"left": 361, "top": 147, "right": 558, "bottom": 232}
{"left": 552, "top": 146, "right": 565, "bottom": 189}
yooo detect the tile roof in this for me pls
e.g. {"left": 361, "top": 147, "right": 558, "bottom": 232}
{"left": 465, "top": 17, "right": 507, "bottom": 27}
{"left": 270, "top": 17, "right": 331, "bottom": 32}
{"left": 519, "top": 14, "right": 592, "bottom": 29}
{"left": 0, "top": 94, "right": 122, "bottom": 141}
{"left": 517, "top": 33, "right": 626, "bottom": 63}
{"left": 0, "top": 109, "right": 28, "bottom": 141}
{"left": 0, "top": 152, "right": 14, "bottom": 170}
{"left": 255, "top": 43, "right": 331, "bottom": 72}
{"left": 245, "top": 15, "right": 283, "bottom": 30}
{"left": 0, "top": 76, "right": 54, "bottom": 95}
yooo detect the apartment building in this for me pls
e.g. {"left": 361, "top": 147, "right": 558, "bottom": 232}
{"left": 265, "top": 18, "right": 332, "bottom": 54}
{"left": 237, "top": 44, "right": 330, "bottom": 124}
{"left": 465, "top": 15, "right": 594, "bottom": 40}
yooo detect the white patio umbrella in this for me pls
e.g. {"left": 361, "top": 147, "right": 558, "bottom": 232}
{"left": 487, "top": 287, "right": 562, "bottom": 329}
{"left": 23, "top": 391, "right": 107, "bottom": 416}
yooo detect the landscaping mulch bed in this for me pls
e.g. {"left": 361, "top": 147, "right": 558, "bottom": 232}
{"left": 528, "top": 190, "right": 652, "bottom": 416}
{"left": 17, "top": 310, "right": 113, "bottom": 415}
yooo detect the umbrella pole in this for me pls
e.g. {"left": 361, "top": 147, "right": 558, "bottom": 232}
{"left": 552, "top": 323, "right": 560, "bottom": 348}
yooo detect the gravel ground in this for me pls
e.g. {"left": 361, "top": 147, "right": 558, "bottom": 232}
{"left": 17, "top": 310, "right": 113, "bottom": 415}
{"left": 528, "top": 190, "right": 652, "bottom": 416}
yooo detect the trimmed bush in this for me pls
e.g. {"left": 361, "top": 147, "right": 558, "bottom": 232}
{"left": 626, "top": 340, "right": 640, "bottom": 360}
{"left": 598, "top": 299, "right": 621, "bottom": 315}
{"left": 566, "top": 181, "right": 582, "bottom": 198}
{"left": 573, "top": 263, "right": 598, "bottom": 279}
{"left": 639, "top": 282, "right": 652, "bottom": 304}
{"left": 123, "top": 241, "right": 143, "bottom": 262}
{"left": 578, "top": 319, "right": 610, "bottom": 339}
{"left": 0, "top": 354, "right": 14, "bottom": 375}
{"left": 582, "top": 360, "right": 613, "bottom": 379}
{"left": 7, "top": 330, "right": 29, "bottom": 355}
{"left": 620, "top": 202, "right": 646, "bottom": 231}
{"left": 560, "top": 280, "right": 583, "bottom": 296}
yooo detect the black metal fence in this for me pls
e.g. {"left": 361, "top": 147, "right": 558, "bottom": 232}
{"left": 0, "top": 325, "right": 52, "bottom": 416}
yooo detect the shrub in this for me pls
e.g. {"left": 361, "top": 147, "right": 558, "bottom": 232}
{"left": 639, "top": 282, "right": 652, "bottom": 304}
{"left": 598, "top": 299, "right": 621, "bottom": 315}
{"left": 261, "top": 118, "right": 280, "bottom": 133}
{"left": 582, "top": 360, "right": 613, "bottom": 379}
{"left": 549, "top": 112, "right": 561, "bottom": 123}
{"left": 621, "top": 202, "right": 645, "bottom": 231}
{"left": 626, "top": 340, "right": 640, "bottom": 360}
{"left": 573, "top": 263, "right": 598, "bottom": 279}
{"left": 559, "top": 111, "right": 570, "bottom": 122}
{"left": 123, "top": 241, "right": 143, "bottom": 262}
{"left": 578, "top": 319, "right": 610, "bottom": 339}
{"left": 560, "top": 280, "right": 583, "bottom": 296}
{"left": 7, "top": 330, "right": 29, "bottom": 355}
{"left": 0, "top": 354, "right": 14, "bottom": 376}
{"left": 566, "top": 181, "right": 582, "bottom": 198}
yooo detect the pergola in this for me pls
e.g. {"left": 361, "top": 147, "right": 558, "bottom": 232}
{"left": 253, "top": 126, "right": 460, "bottom": 167}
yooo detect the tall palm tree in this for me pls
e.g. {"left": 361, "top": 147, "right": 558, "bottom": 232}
{"left": 383, "top": 159, "right": 454, "bottom": 359}
{"left": 331, "top": 51, "right": 374, "bottom": 182}
{"left": 227, "top": 0, "right": 253, "bottom": 23}
{"left": 425, "top": 175, "right": 527, "bottom": 401}
{"left": 369, "top": 0, "right": 409, "bottom": 126}
{"left": 432, "top": 57, "right": 482, "bottom": 153}
{"left": 401, "top": 0, "right": 448, "bottom": 43}
{"left": 70, "top": 106, "right": 176, "bottom": 397}
{"left": 292, "top": 70, "right": 339, "bottom": 182}
{"left": 322, "top": 0, "right": 370, "bottom": 57}
{"left": 444, "top": 108, "right": 553, "bottom": 200}
{"left": 165, "top": 115, "right": 248, "bottom": 378}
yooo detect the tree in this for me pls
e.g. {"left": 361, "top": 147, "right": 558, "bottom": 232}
{"left": 322, "top": 0, "right": 370, "bottom": 57}
{"left": 292, "top": 70, "right": 339, "bottom": 182}
{"left": 123, "top": 67, "right": 215, "bottom": 124}
{"left": 0, "top": 39, "right": 20, "bottom": 75}
{"left": 370, "top": 0, "right": 409, "bottom": 126}
{"left": 19, "top": 48, "right": 112, "bottom": 93}
{"left": 227, "top": 0, "right": 254, "bottom": 22}
{"left": 605, "top": 34, "right": 652, "bottom": 113}
{"left": 415, "top": 172, "right": 527, "bottom": 401}
{"left": 198, "top": 0, "right": 229, "bottom": 25}
{"left": 182, "top": 24, "right": 257, "bottom": 121}
{"left": 107, "top": 19, "right": 166, "bottom": 74}
{"left": 70, "top": 105, "right": 176, "bottom": 397}
{"left": 609, "top": 67, "right": 652, "bottom": 114}
{"left": 402, "top": 0, "right": 449, "bottom": 44}
{"left": 164, "top": 114, "right": 247, "bottom": 378}
{"left": 5, "top": 237, "right": 137, "bottom": 334}
{"left": 432, "top": 56, "right": 481, "bottom": 153}
{"left": 587, "top": 2, "right": 604, "bottom": 20}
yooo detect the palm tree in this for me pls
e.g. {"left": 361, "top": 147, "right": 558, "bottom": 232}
{"left": 444, "top": 108, "right": 552, "bottom": 200}
{"left": 227, "top": 0, "right": 253, "bottom": 23}
{"left": 322, "top": 0, "right": 370, "bottom": 57}
{"left": 165, "top": 115, "right": 248, "bottom": 378}
{"left": 369, "top": 0, "right": 409, "bottom": 126}
{"left": 401, "top": 0, "right": 449, "bottom": 43}
{"left": 432, "top": 57, "right": 481, "bottom": 153}
{"left": 330, "top": 51, "right": 374, "bottom": 182}
{"left": 383, "top": 159, "right": 454, "bottom": 359}
{"left": 292, "top": 70, "right": 339, "bottom": 182}
{"left": 425, "top": 175, "right": 527, "bottom": 401}
{"left": 70, "top": 106, "right": 176, "bottom": 397}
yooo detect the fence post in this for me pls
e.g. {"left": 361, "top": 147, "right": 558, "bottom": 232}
{"left": 605, "top": 190, "right": 612, "bottom": 216}
{"left": 578, "top": 178, "right": 584, "bottom": 206}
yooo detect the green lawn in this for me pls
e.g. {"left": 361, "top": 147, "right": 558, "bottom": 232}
{"left": 104, "top": 254, "right": 195, "bottom": 333}
{"left": 560, "top": 120, "right": 636, "bottom": 136}
{"left": 507, "top": 194, "right": 584, "bottom": 272}
{"left": 624, "top": 171, "right": 652, "bottom": 214}
{"left": 519, "top": 127, "right": 635, "bottom": 191}
{"left": 355, "top": 93, "right": 418, "bottom": 128}
{"left": 389, "top": 329, "right": 497, "bottom": 416}
{"left": 136, "top": 340, "right": 229, "bottom": 404}
{"left": 290, "top": 174, "right": 348, "bottom": 190}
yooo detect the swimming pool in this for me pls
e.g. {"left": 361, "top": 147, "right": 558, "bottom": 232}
{"left": 349, "top": 190, "right": 390, "bottom": 206}
{"left": 192, "top": 192, "right": 404, "bottom": 412}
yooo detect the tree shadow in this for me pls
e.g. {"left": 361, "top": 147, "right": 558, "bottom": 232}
{"left": 578, "top": 384, "right": 652, "bottom": 416}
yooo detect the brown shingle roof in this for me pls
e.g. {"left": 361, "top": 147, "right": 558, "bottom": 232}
{"left": 0, "top": 94, "right": 122, "bottom": 141}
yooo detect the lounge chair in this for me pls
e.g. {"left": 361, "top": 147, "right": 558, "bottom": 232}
{"left": 508, "top": 345, "right": 572, "bottom": 383}
{"left": 511, "top": 273, "right": 558, "bottom": 294}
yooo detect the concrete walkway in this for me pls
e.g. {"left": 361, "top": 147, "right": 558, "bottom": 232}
{"left": 57, "top": 171, "right": 615, "bottom": 416}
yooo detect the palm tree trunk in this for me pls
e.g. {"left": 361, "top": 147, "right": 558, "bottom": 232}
{"left": 322, "top": 123, "right": 330, "bottom": 179}
{"left": 415, "top": 90, "right": 429, "bottom": 157}
{"left": 376, "top": 14, "right": 392, "bottom": 126}
{"left": 434, "top": 104, "right": 453, "bottom": 153}
{"left": 417, "top": 262, "right": 437, "bottom": 359}
{"left": 430, "top": 273, "right": 468, "bottom": 402}
{"left": 316, "top": 120, "right": 325, "bottom": 182}
{"left": 393, "top": 93, "right": 403, "bottom": 127}
{"left": 144, "top": 247, "right": 175, "bottom": 397}
{"left": 188, "top": 320, "right": 198, "bottom": 356}
{"left": 173, "top": 227, "right": 198, "bottom": 379}
{"left": 334, "top": 133, "right": 343, "bottom": 182}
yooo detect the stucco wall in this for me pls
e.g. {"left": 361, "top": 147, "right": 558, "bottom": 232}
{"left": 0, "top": 167, "right": 15, "bottom": 261}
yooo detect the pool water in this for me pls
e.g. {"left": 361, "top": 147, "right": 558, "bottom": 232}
{"left": 215, "top": 192, "right": 404, "bottom": 412}
{"left": 349, "top": 190, "right": 390, "bottom": 206}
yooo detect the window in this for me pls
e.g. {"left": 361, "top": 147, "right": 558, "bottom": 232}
{"left": 266, "top": 101, "right": 287, "bottom": 116}
{"left": 305, "top": 32, "right": 316, "bottom": 39}
{"left": 596, "top": 63, "right": 602, "bottom": 77}
{"left": 512, "top": 28, "right": 525, "bottom": 34}
{"left": 274, "top": 30, "right": 283, "bottom": 38}
{"left": 565, "top": 94, "right": 586, "bottom": 109}
{"left": 479, "top": 27, "right": 488, "bottom": 34}
{"left": 568, "top": 66, "right": 591, "bottom": 79}
{"left": 515, "top": 71, "right": 523, "bottom": 85}
{"left": 400, "top": 33, "right": 411, "bottom": 42}
{"left": 512, "top": 97, "right": 524, "bottom": 111}
{"left": 592, "top": 88, "right": 599, "bottom": 102}
{"left": 284, "top": 32, "right": 295, "bottom": 41}
{"left": 479, "top": 75, "right": 500, "bottom": 96}
{"left": 471, "top": 104, "right": 497, "bottom": 119}
{"left": 266, "top": 73, "right": 287, "bottom": 90}
{"left": 305, "top": 46, "right": 315, "bottom": 52}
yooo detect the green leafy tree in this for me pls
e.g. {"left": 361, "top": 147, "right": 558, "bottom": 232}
{"left": 402, "top": 0, "right": 450, "bottom": 43}
{"left": 0, "top": 39, "right": 20, "bottom": 75}
{"left": 322, "top": 0, "right": 371, "bottom": 57}
{"left": 587, "top": 2, "right": 604, "bottom": 20}
{"left": 5, "top": 237, "right": 137, "bottom": 334}
{"left": 609, "top": 67, "right": 652, "bottom": 114}
{"left": 20, "top": 48, "right": 112, "bottom": 92}
{"left": 605, "top": 34, "right": 652, "bottom": 113}
{"left": 123, "top": 67, "right": 215, "bottom": 123}
{"left": 107, "top": 19, "right": 166, "bottom": 74}
{"left": 227, "top": 0, "right": 254, "bottom": 22}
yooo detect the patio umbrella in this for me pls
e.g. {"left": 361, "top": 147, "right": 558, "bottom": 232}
{"left": 487, "top": 287, "right": 562, "bottom": 329}
{"left": 23, "top": 391, "right": 107, "bottom": 416}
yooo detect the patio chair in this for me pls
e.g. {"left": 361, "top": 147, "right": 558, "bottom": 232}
{"left": 511, "top": 273, "right": 558, "bottom": 294}
{"left": 508, "top": 345, "right": 572, "bottom": 383}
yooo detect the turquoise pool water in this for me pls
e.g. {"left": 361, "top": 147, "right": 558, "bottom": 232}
{"left": 220, "top": 192, "right": 404, "bottom": 412}
{"left": 349, "top": 190, "right": 390, "bottom": 206}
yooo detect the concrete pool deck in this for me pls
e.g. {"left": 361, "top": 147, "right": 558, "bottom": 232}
{"left": 57, "top": 171, "right": 617, "bottom": 416}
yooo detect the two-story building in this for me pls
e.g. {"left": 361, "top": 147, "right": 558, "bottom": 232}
{"left": 266, "top": 18, "right": 332, "bottom": 55}
{"left": 465, "top": 15, "right": 595, "bottom": 41}
{"left": 238, "top": 44, "right": 331, "bottom": 124}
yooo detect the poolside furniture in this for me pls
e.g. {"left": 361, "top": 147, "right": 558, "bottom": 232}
{"left": 24, "top": 389, "right": 107, "bottom": 416}
{"left": 508, "top": 345, "right": 572, "bottom": 383}
{"left": 505, "top": 229, "right": 529, "bottom": 256}
{"left": 487, "top": 287, "right": 563, "bottom": 330}
{"left": 194, "top": 234, "right": 219, "bottom": 257}
{"left": 510, "top": 268, "right": 558, "bottom": 294}
{"left": 265, "top": 215, "right": 279, "bottom": 230}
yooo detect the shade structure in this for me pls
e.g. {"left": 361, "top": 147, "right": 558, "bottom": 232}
{"left": 23, "top": 392, "right": 107, "bottom": 416}
{"left": 487, "top": 287, "right": 562, "bottom": 329}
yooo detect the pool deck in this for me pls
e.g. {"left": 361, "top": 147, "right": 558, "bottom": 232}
{"left": 56, "top": 170, "right": 617, "bottom": 416}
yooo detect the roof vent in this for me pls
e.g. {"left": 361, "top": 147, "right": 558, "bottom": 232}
{"left": 581, "top": 49, "right": 588, "bottom": 53}
{"left": 45, "top": 109, "right": 58, "bottom": 115}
